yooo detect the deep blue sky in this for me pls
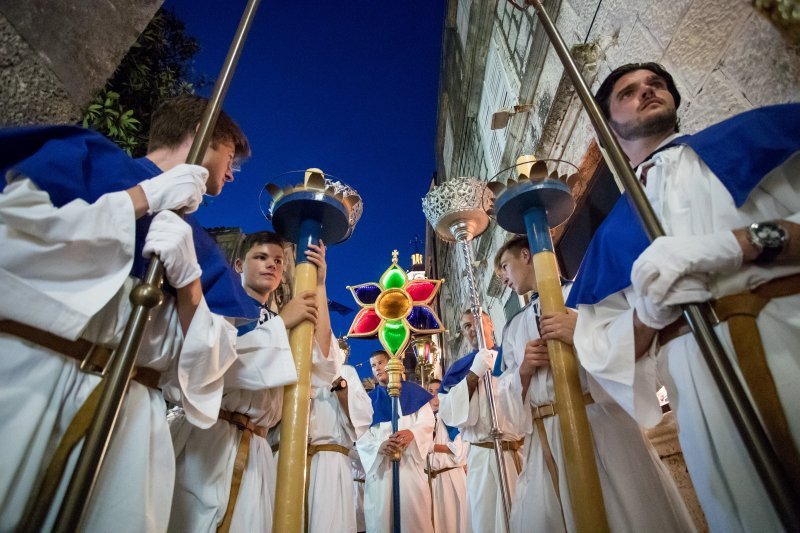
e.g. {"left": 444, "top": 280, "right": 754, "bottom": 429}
{"left": 164, "top": 1, "right": 446, "bottom": 375}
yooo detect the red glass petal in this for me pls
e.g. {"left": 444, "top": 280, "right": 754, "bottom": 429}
{"left": 349, "top": 308, "right": 381, "bottom": 336}
{"left": 406, "top": 280, "right": 437, "bottom": 303}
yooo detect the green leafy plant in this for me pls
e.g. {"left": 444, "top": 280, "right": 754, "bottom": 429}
{"left": 80, "top": 8, "right": 208, "bottom": 156}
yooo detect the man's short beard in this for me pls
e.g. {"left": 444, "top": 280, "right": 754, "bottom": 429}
{"left": 611, "top": 107, "right": 677, "bottom": 141}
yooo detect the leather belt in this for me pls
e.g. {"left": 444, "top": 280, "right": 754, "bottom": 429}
{"left": 472, "top": 439, "right": 524, "bottom": 451}
{"left": 425, "top": 465, "right": 462, "bottom": 479}
{"left": 308, "top": 443, "right": 351, "bottom": 457}
{"left": 656, "top": 272, "right": 800, "bottom": 494}
{"left": 0, "top": 319, "right": 160, "bottom": 389}
{"left": 217, "top": 410, "right": 268, "bottom": 532}
{"left": 218, "top": 410, "right": 268, "bottom": 438}
{"left": 531, "top": 392, "right": 595, "bottom": 420}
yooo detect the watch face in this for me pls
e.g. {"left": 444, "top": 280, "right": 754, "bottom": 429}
{"left": 755, "top": 223, "right": 785, "bottom": 248}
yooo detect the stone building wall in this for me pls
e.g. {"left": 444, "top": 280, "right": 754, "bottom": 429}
{"left": 433, "top": 1, "right": 798, "bottom": 527}
{"left": 433, "top": 0, "right": 800, "bottom": 360}
{"left": 0, "top": 0, "right": 163, "bottom": 125}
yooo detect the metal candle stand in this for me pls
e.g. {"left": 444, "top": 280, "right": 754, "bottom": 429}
{"left": 422, "top": 176, "right": 513, "bottom": 532}
{"left": 267, "top": 168, "right": 362, "bottom": 532}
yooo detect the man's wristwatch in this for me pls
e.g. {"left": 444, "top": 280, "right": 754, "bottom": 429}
{"left": 747, "top": 222, "right": 787, "bottom": 264}
{"left": 331, "top": 377, "right": 348, "bottom": 392}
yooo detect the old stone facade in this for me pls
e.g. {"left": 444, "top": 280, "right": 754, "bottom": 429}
{"left": 431, "top": 2, "right": 799, "bottom": 528}
{"left": 0, "top": 0, "right": 163, "bottom": 125}
{"left": 432, "top": 0, "right": 800, "bottom": 361}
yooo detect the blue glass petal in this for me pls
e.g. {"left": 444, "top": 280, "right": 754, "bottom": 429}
{"left": 354, "top": 284, "right": 382, "bottom": 305}
{"left": 407, "top": 306, "right": 441, "bottom": 331}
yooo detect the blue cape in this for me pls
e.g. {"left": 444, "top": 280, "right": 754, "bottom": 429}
{"left": 369, "top": 381, "right": 433, "bottom": 427}
{"left": 0, "top": 125, "right": 258, "bottom": 321}
{"left": 566, "top": 103, "right": 800, "bottom": 308}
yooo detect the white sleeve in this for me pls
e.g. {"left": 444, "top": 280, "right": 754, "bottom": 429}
{"left": 403, "top": 404, "right": 435, "bottom": 465}
{"left": 438, "top": 375, "right": 479, "bottom": 429}
{"left": 494, "top": 365, "right": 533, "bottom": 434}
{"left": 225, "top": 317, "right": 297, "bottom": 390}
{"left": 574, "top": 289, "right": 662, "bottom": 428}
{"left": 172, "top": 298, "right": 240, "bottom": 428}
{"left": 357, "top": 423, "right": 388, "bottom": 478}
{"left": 0, "top": 179, "right": 136, "bottom": 339}
{"left": 341, "top": 365, "right": 374, "bottom": 441}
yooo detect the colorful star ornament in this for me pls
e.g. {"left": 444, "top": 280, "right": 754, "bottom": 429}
{"left": 346, "top": 250, "right": 445, "bottom": 357}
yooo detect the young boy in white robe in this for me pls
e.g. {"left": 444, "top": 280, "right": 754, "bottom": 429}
{"left": 0, "top": 95, "right": 249, "bottom": 532}
{"left": 306, "top": 361, "right": 372, "bottom": 532}
{"left": 426, "top": 379, "right": 469, "bottom": 533}
{"left": 494, "top": 235, "right": 695, "bottom": 532}
{"left": 356, "top": 350, "right": 435, "bottom": 533}
{"left": 168, "top": 231, "right": 336, "bottom": 532}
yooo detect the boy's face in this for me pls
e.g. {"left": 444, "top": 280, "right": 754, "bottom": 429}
{"left": 370, "top": 353, "right": 390, "bottom": 385}
{"left": 202, "top": 140, "right": 237, "bottom": 196}
{"left": 427, "top": 382, "right": 441, "bottom": 413}
{"left": 497, "top": 248, "right": 534, "bottom": 295}
{"left": 235, "top": 243, "right": 284, "bottom": 297}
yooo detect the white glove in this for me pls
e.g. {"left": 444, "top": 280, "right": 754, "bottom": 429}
{"left": 634, "top": 276, "right": 710, "bottom": 329}
{"left": 632, "top": 232, "right": 742, "bottom": 305}
{"left": 469, "top": 349, "right": 497, "bottom": 378}
{"left": 634, "top": 294, "right": 681, "bottom": 330}
{"left": 138, "top": 163, "right": 208, "bottom": 214}
{"left": 143, "top": 211, "right": 202, "bottom": 288}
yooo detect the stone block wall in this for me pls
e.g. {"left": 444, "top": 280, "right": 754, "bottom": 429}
{"left": 0, "top": 0, "right": 163, "bottom": 125}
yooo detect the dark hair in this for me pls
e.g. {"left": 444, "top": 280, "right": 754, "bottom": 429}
{"left": 238, "top": 231, "right": 285, "bottom": 261}
{"left": 370, "top": 350, "right": 389, "bottom": 361}
{"left": 429, "top": 378, "right": 442, "bottom": 386}
{"left": 493, "top": 234, "right": 530, "bottom": 273}
{"left": 148, "top": 94, "right": 251, "bottom": 159}
{"left": 595, "top": 62, "right": 681, "bottom": 123}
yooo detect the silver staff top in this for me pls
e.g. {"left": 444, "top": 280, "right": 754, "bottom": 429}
{"left": 422, "top": 176, "right": 495, "bottom": 242}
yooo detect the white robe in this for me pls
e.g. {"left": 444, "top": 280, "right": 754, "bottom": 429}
{"left": 168, "top": 316, "right": 300, "bottom": 532}
{"left": 498, "top": 287, "right": 695, "bottom": 532}
{"left": 575, "top": 145, "right": 800, "bottom": 532}
{"left": 307, "top": 364, "right": 373, "bottom": 533}
{"left": 0, "top": 179, "right": 237, "bottom": 532}
{"left": 350, "top": 448, "right": 367, "bottom": 532}
{"left": 437, "top": 360, "right": 524, "bottom": 532}
{"left": 428, "top": 416, "right": 469, "bottom": 533}
{"left": 356, "top": 400, "right": 435, "bottom": 533}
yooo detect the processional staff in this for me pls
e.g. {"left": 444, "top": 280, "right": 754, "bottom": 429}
{"left": 44, "top": 2, "right": 263, "bottom": 531}
{"left": 265, "top": 169, "right": 362, "bottom": 532}
{"left": 515, "top": 0, "right": 800, "bottom": 528}
{"left": 490, "top": 155, "right": 609, "bottom": 532}
{"left": 347, "top": 252, "right": 446, "bottom": 533}
{"left": 422, "top": 177, "right": 513, "bottom": 532}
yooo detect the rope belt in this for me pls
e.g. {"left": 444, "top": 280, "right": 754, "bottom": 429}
{"left": 216, "top": 410, "right": 267, "bottom": 533}
{"left": 354, "top": 478, "right": 365, "bottom": 484}
{"left": 473, "top": 438, "right": 524, "bottom": 474}
{"left": 424, "top": 465, "right": 462, "bottom": 479}
{"left": 6, "top": 319, "right": 161, "bottom": 530}
{"left": 657, "top": 272, "right": 800, "bottom": 491}
{"left": 530, "top": 392, "right": 595, "bottom": 520}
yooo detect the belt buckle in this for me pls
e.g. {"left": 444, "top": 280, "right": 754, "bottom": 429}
{"left": 79, "top": 344, "right": 112, "bottom": 377}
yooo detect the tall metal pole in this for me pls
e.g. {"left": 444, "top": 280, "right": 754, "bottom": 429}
{"left": 452, "top": 222, "right": 513, "bottom": 532}
{"left": 525, "top": 0, "right": 799, "bottom": 528}
{"left": 52, "top": 1, "right": 262, "bottom": 530}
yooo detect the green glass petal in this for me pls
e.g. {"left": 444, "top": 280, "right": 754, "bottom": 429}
{"left": 380, "top": 266, "right": 407, "bottom": 290}
{"left": 380, "top": 319, "right": 410, "bottom": 356}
